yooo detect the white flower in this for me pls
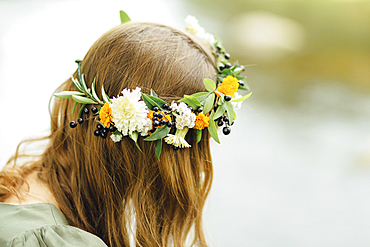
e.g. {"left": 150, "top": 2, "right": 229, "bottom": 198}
{"left": 139, "top": 117, "right": 152, "bottom": 136}
{"left": 164, "top": 128, "right": 191, "bottom": 148}
{"left": 110, "top": 87, "right": 150, "bottom": 136}
{"left": 177, "top": 102, "right": 189, "bottom": 114}
{"left": 175, "top": 105, "right": 196, "bottom": 130}
{"left": 231, "top": 92, "right": 243, "bottom": 110}
{"left": 110, "top": 133, "right": 123, "bottom": 143}
{"left": 185, "top": 15, "right": 205, "bottom": 36}
{"left": 185, "top": 15, "right": 216, "bottom": 45}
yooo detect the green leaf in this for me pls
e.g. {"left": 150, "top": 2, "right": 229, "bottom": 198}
{"left": 54, "top": 91, "right": 85, "bottom": 99}
{"left": 221, "top": 69, "right": 232, "bottom": 76}
{"left": 208, "top": 110, "right": 220, "bottom": 144}
{"left": 78, "top": 104, "right": 86, "bottom": 118}
{"left": 238, "top": 81, "right": 250, "bottom": 91}
{"left": 72, "top": 102, "right": 78, "bottom": 115}
{"left": 230, "top": 92, "right": 252, "bottom": 103}
{"left": 101, "top": 85, "right": 111, "bottom": 103}
{"left": 144, "top": 125, "right": 170, "bottom": 141}
{"left": 213, "top": 103, "right": 227, "bottom": 120}
{"left": 195, "top": 129, "right": 202, "bottom": 143}
{"left": 203, "top": 78, "right": 216, "bottom": 92}
{"left": 141, "top": 93, "right": 161, "bottom": 110}
{"left": 192, "top": 92, "right": 210, "bottom": 102}
{"left": 71, "top": 76, "right": 84, "bottom": 92}
{"left": 71, "top": 95, "right": 97, "bottom": 104}
{"left": 146, "top": 94, "right": 168, "bottom": 108}
{"left": 155, "top": 139, "right": 162, "bottom": 161}
{"left": 203, "top": 93, "right": 215, "bottom": 114}
{"left": 178, "top": 95, "right": 201, "bottom": 109}
{"left": 120, "top": 10, "right": 131, "bottom": 24}
{"left": 150, "top": 89, "right": 158, "bottom": 97}
{"left": 91, "top": 78, "right": 104, "bottom": 104}
{"left": 80, "top": 74, "right": 91, "bottom": 96}
{"left": 129, "top": 132, "right": 142, "bottom": 152}
{"left": 225, "top": 101, "right": 236, "bottom": 122}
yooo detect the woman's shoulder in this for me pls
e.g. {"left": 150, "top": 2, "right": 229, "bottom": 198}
{"left": 0, "top": 202, "right": 107, "bottom": 247}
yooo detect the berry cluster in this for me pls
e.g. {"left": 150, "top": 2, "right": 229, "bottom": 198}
{"left": 94, "top": 124, "right": 117, "bottom": 139}
{"left": 215, "top": 45, "right": 245, "bottom": 87}
{"left": 150, "top": 106, "right": 173, "bottom": 130}
{"left": 69, "top": 106, "right": 93, "bottom": 128}
{"left": 216, "top": 115, "right": 233, "bottom": 135}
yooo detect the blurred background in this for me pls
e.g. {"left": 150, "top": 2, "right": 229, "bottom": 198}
{"left": 1, "top": 0, "right": 370, "bottom": 246}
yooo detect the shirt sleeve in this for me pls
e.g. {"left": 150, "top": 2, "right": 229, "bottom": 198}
{"left": 6, "top": 225, "right": 107, "bottom": 247}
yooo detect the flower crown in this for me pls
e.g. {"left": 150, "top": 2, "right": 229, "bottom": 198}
{"left": 54, "top": 11, "right": 252, "bottom": 160}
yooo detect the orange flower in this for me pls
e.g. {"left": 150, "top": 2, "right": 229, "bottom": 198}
{"left": 194, "top": 113, "right": 209, "bottom": 130}
{"left": 99, "top": 102, "right": 113, "bottom": 127}
{"left": 147, "top": 110, "right": 155, "bottom": 120}
{"left": 216, "top": 75, "right": 239, "bottom": 98}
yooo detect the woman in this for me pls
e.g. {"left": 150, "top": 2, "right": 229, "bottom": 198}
{"left": 0, "top": 14, "right": 249, "bottom": 247}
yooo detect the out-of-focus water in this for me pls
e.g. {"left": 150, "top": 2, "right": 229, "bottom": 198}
{"left": 1, "top": 1, "right": 370, "bottom": 246}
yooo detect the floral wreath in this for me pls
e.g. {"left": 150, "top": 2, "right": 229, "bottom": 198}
{"left": 54, "top": 11, "right": 252, "bottom": 160}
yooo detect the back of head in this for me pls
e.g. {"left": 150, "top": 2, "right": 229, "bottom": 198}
{"left": 44, "top": 21, "right": 216, "bottom": 246}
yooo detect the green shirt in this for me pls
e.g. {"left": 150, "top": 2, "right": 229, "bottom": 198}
{"left": 0, "top": 202, "right": 107, "bottom": 247}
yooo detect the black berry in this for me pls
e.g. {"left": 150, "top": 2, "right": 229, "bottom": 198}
{"left": 91, "top": 107, "right": 98, "bottom": 114}
{"left": 97, "top": 124, "right": 103, "bottom": 130}
{"left": 197, "top": 107, "right": 203, "bottom": 113}
{"left": 102, "top": 128, "right": 109, "bottom": 134}
{"left": 153, "top": 112, "right": 159, "bottom": 118}
{"left": 167, "top": 121, "right": 173, "bottom": 127}
{"left": 224, "top": 63, "right": 231, "bottom": 69}
{"left": 78, "top": 118, "right": 84, "bottom": 124}
{"left": 216, "top": 44, "right": 222, "bottom": 51}
{"left": 150, "top": 129, "right": 156, "bottom": 133}
{"left": 152, "top": 117, "right": 158, "bottom": 121}
{"left": 167, "top": 106, "right": 172, "bottom": 111}
{"left": 223, "top": 116, "right": 229, "bottom": 123}
{"left": 217, "top": 119, "right": 224, "bottom": 127}
{"left": 83, "top": 107, "right": 89, "bottom": 114}
{"left": 224, "top": 95, "right": 232, "bottom": 101}
{"left": 238, "top": 80, "right": 245, "bottom": 86}
{"left": 70, "top": 121, "right": 77, "bottom": 128}
{"left": 173, "top": 146, "right": 179, "bottom": 151}
{"left": 223, "top": 126, "right": 231, "bottom": 135}
{"left": 109, "top": 126, "right": 117, "bottom": 132}
{"left": 100, "top": 132, "right": 107, "bottom": 139}
{"left": 219, "top": 65, "right": 225, "bottom": 71}
{"left": 94, "top": 130, "right": 100, "bottom": 136}
{"left": 160, "top": 119, "right": 167, "bottom": 125}
{"left": 188, "top": 106, "right": 193, "bottom": 112}
{"left": 153, "top": 106, "right": 159, "bottom": 112}
{"left": 158, "top": 113, "right": 163, "bottom": 119}
{"left": 224, "top": 53, "right": 230, "bottom": 59}
{"left": 153, "top": 120, "right": 160, "bottom": 127}
{"left": 163, "top": 104, "right": 168, "bottom": 109}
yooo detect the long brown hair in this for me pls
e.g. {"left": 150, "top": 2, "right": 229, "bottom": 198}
{"left": 0, "top": 22, "right": 216, "bottom": 247}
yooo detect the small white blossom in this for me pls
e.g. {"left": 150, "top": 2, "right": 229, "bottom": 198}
{"left": 164, "top": 134, "right": 191, "bottom": 148}
{"left": 231, "top": 92, "right": 243, "bottom": 110}
{"left": 110, "top": 87, "right": 150, "bottom": 136}
{"left": 185, "top": 15, "right": 216, "bottom": 45}
{"left": 110, "top": 133, "right": 123, "bottom": 143}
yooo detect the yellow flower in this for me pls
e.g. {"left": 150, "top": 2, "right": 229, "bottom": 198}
{"left": 99, "top": 102, "right": 113, "bottom": 127}
{"left": 194, "top": 113, "right": 209, "bottom": 130}
{"left": 216, "top": 75, "right": 239, "bottom": 98}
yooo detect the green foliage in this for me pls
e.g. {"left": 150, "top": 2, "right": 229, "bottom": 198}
{"left": 230, "top": 92, "right": 252, "bottom": 102}
{"left": 155, "top": 139, "right": 162, "bottom": 160}
{"left": 120, "top": 10, "right": 131, "bottom": 24}
{"left": 101, "top": 85, "right": 111, "bottom": 103}
{"left": 203, "top": 93, "right": 215, "bottom": 114}
{"left": 144, "top": 126, "right": 171, "bottom": 141}
{"left": 195, "top": 129, "right": 202, "bottom": 143}
{"left": 54, "top": 91, "right": 84, "bottom": 99}
{"left": 208, "top": 110, "right": 220, "bottom": 144}
{"left": 178, "top": 95, "right": 201, "bottom": 109}
{"left": 141, "top": 93, "right": 161, "bottom": 110}
{"left": 203, "top": 78, "right": 216, "bottom": 92}
{"left": 71, "top": 95, "right": 97, "bottom": 104}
